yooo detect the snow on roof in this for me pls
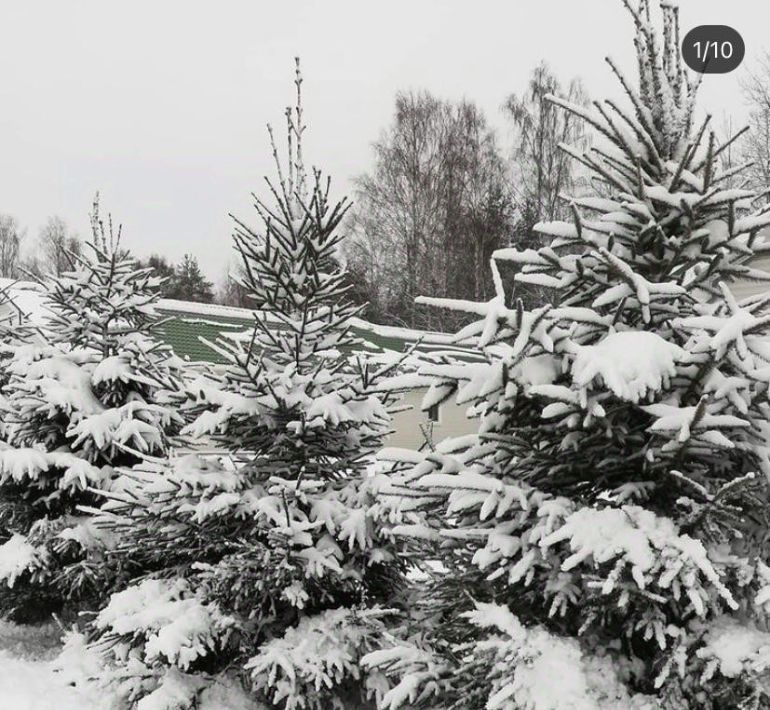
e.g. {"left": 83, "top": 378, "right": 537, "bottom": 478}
{"left": 0, "top": 278, "right": 43, "bottom": 296}
{"left": 0, "top": 279, "right": 48, "bottom": 325}
{"left": 157, "top": 299, "right": 256, "bottom": 322}
{"left": 349, "top": 317, "right": 457, "bottom": 346}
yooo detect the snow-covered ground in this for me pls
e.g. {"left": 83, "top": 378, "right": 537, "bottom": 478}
{"left": 0, "top": 621, "right": 98, "bottom": 710}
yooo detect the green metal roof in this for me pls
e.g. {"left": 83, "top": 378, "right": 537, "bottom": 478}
{"left": 153, "top": 300, "right": 478, "bottom": 365}
{"left": 155, "top": 310, "right": 252, "bottom": 364}
{"left": 0, "top": 284, "right": 476, "bottom": 364}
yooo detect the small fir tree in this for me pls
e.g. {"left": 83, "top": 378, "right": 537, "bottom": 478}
{"left": 369, "top": 2, "right": 770, "bottom": 708}
{"left": 0, "top": 281, "right": 28, "bottom": 390}
{"left": 135, "top": 254, "right": 177, "bottom": 298}
{"left": 80, "top": 61, "right": 412, "bottom": 708}
{"left": 168, "top": 253, "right": 215, "bottom": 303}
{"left": 0, "top": 198, "right": 185, "bottom": 621}
{"left": 0, "top": 283, "right": 34, "bottom": 473}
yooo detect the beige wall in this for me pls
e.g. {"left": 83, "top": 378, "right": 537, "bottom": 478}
{"left": 0, "top": 302, "right": 12, "bottom": 324}
{"left": 730, "top": 257, "right": 770, "bottom": 300}
{"left": 387, "top": 388, "right": 476, "bottom": 449}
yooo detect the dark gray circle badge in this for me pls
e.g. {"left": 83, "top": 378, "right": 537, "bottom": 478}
{"left": 682, "top": 25, "right": 744, "bottom": 74}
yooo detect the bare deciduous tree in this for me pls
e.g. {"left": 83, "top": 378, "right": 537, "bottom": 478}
{"left": 713, "top": 114, "right": 752, "bottom": 192}
{"left": 0, "top": 214, "right": 24, "bottom": 278}
{"left": 347, "top": 91, "right": 511, "bottom": 330}
{"left": 501, "top": 62, "right": 590, "bottom": 305}
{"left": 740, "top": 52, "right": 770, "bottom": 198}
{"left": 218, "top": 258, "right": 250, "bottom": 308}
{"left": 503, "top": 61, "right": 589, "bottom": 242}
{"left": 38, "top": 216, "right": 81, "bottom": 276}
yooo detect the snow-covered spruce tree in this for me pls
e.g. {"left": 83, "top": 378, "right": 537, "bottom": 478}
{"left": 368, "top": 2, "right": 770, "bottom": 708}
{"left": 0, "top": 284, "right": 31, "bottom": 468}
{"left": 0, "top": 282, "right": 27, "bottom": 392}
{"left": 81, "top": 62, "right": 411, "bottom": 709}
{"left": 0, "top": 199, "right": 185, "bottom": 622}
{"left": 0, "top": 281, "right": 39, "bottom": 508}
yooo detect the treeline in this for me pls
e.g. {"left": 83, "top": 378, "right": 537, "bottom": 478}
{"left": 346, "top": 61, "right": 589, "bottom": 331}
{"left": 345, "top": 55, "right": 770, "bottom": 331}
{"left": 133, "top": 253, "right": 215, "bottom": 303}
{"left": 0, "top": 215, "right": 82, "bottom": 280}
{"left": 0, "top": 215, "right": 216, "bottom": 304}
{"left": 0, "top": 62, "right": 590, "bottom": 323}
{"left": 4, "top": 54, "right": 770, "bottom": 327}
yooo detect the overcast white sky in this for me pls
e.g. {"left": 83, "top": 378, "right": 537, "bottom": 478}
{"left": 0, "top": 0, "right": 766, "bottom": 283}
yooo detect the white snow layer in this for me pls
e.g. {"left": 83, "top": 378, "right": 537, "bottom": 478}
{"left": 0, "top": 621, "right": 98, "bottom": 710}
{"left": 0, "top": 534, "right": 41, "bottom": 587}
{"left": 571, "top": 331, "right": 685, "bottom": 402}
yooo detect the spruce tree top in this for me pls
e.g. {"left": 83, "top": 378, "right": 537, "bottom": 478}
{"left": 187, "top": 60, "right": 390, "bottom": 476}
{"left": 0, "top": 198, "right": 185, "bottom": 503}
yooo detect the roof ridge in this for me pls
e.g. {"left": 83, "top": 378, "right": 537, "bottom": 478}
{"left": 157, "top": 299, "right": 256, "bottom": 320}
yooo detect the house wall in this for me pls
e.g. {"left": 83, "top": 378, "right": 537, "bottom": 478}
{"left": 730, "top": 256, "right": 770, "bottom": 300}
{"left": 0, "top": 301, "right": 13, "bottom": 324}
{"left": 387, "top": 388, "right": 476, "bottom": 449}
